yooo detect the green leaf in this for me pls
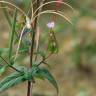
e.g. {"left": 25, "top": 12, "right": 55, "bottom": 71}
{"left": 0, "top": 72, "right": 25, "bottom": 92}
{"left": 34, "top": 68, "right": 58, "bottom": 94}
{"left": 9, "top": 9, "right": 17, "bottom": 62}
{"left": 0, "top": 65, "right": 37, "bottom": 92}
{"left": 0, "top": 65, "right": 58, "bottom": 93}
{"left": 32, "top": 66, "right": 44, "bottom": 80}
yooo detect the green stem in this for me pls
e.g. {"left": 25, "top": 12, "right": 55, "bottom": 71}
{"left": 9, "top": 9, "right": 17, "bottom": 61}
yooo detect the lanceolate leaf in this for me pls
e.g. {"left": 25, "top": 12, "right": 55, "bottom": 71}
{"left": 0, "top": 72, "right": 24, "bottom": 92}
{"left": 0, "top": 72, "right": 21, "bottom": 86}
{"left": 0, "top": 65, "right": 58, "bottom": 94}
{"left": 34, "top": 68, "right": 59, "bottom": 94}
{"left": 9, "top": 8, "right": 17, "bottom": 62}
{"left": 27, "top": 65, "right": 59, "bottom": 93}
{"left": 30, "top": 65, "right": 58, "bottom": 93}
{"left": 0, "top": 65, "right": 37, "bottom": 92}
{"left": 0, "top": 76, "right": 23, "bottom": 92}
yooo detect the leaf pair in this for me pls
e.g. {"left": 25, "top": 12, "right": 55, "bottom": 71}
{"left": 0, "top": 65, "right": 58, "bottom": 94}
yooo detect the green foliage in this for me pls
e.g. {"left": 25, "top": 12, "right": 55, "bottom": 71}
{"left": 35, "top": 68, "right": 58, "bottom": 93}
{"left": 0, "top": 72, "right": 24, "bottom": 92}
{"left": 0, "top": 65, "right": 58, "bottom": 93}
{"left": 9, "top": 8, "right": 17, "bottom": 63}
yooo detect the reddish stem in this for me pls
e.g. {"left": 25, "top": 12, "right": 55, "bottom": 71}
{"left": 27, "top": 0, "right": 40, "bottom": 96}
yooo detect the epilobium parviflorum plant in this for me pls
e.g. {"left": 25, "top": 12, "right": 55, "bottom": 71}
{"left": 0, "top": 0, "right": 74, "bottom": 96}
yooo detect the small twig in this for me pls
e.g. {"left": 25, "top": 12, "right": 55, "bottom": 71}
{"left": 0, "top": 55, "right": 21, "bottom": 73}
{"left": 37, "top": 53, "right": 52, "bottom": 66}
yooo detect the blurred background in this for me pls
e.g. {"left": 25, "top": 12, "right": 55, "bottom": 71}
{"left": 0, "top": 0, "right": 96, "bottom": 96}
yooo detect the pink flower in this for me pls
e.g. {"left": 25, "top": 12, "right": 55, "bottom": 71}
{"left": 47, "top": 21, "right": 55, "bottom": 28}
